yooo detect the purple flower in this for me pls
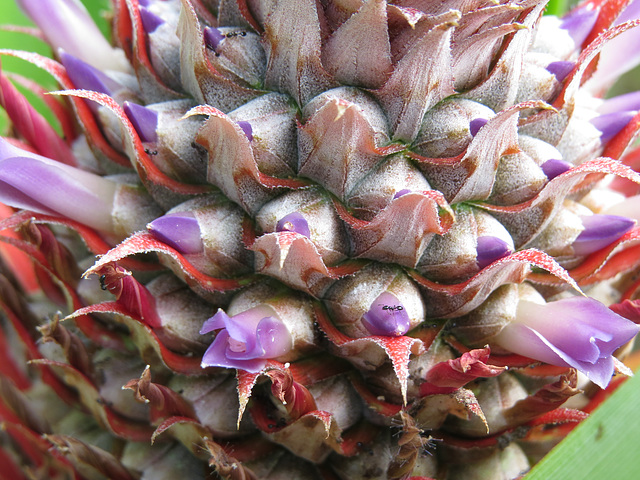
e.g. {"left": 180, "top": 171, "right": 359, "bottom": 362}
{"left": 572, "top": 214, "right": 635, "bottom": 256}
{"left": 147, "top": 212, "right": 203, "bottom": 254}
{"left": 469, "top": 118, "right": 488, "bottom": 137}
{"left": 541, "top": 158, "right": 572, "bottom": 179}
{"left": 139, "top": 6, "right": 164, "bottom": 34}
{"left": 494, "top": 297, "right": 640, "bottom": 388}
{"left": 361, "top": 291, "right": 411, "bottom": 337}
{"left": 124, "top": 102, "right": 159, "bottom": 144}
{"left": 16, "top": 0, "right": 128, "bottom": 72}
{"left": 276, "top": 212, "right": 310, "bottom": 238}
{"left": 200, "top": 305, "right": 292, "bottom": 372}
{"left": 559, "top": 5, "right": 599, "bottom": 47}
{"left": 59, "top": 51, "right": 121, "bottom": 97}
{"left": 591, "top": 111, "right": 637, "bottom": 145}
{"left": 0, "top": 138, "right": 117, "bottom": 232}
{"left": 476, "top": 236, "right": 513, "bottom": 269}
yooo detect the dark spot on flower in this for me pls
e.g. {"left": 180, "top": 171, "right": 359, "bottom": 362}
{"left": 144, "top": 148, "right": 158, "bottom": 156}
{"left": 99, "top": 274, "right": 107, "bottom": 290}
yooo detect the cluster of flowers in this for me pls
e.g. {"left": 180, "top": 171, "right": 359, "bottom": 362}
{"left": 2, "top": 0, "right": 640, "bottom": 478}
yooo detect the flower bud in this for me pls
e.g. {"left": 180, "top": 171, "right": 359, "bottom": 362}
{"left": 413, "top": 98, "right": 495, "bottom": 158}
{"left": 493, "top": 293, "right": 640, "bottom": 388}
{"left": 201, "top": 282, "right": 319, "bottom": 372}
{"left": 324, "top": 263, "right": 424, "bottom": 339}
{"left": 148, "top": 194, "right": 253, "bottom": 277}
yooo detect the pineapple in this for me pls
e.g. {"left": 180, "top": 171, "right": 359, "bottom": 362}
{"left": 2, "top": 0, "right": 640, "bottom": 478}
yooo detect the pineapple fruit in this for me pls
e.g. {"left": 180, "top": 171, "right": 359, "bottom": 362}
{"left": 2, "top": 0, "right": 640, "bottom": 478}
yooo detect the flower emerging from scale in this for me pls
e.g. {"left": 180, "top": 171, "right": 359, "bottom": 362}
{"left": 495, "top": 296, "right": 640, "bottom": 388}
{"left": 4, "top": 0, "right": 640, "bottom": 478}
{"left": 200, "top": 305, "right": 292, "bottom": 372}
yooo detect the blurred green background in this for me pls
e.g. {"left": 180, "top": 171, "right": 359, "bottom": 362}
{"left": 1, "top": 0, "right": 640, "bottom": 478}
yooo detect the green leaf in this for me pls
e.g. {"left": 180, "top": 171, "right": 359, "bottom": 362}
{"left": 526, "top": 372, "right": 640, "bottom": 479}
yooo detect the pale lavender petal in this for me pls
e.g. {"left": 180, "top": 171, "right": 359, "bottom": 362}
{"left": 469, "top": 118, "right": 488, "bottom": 137}
{"left": 361, "top": 291, "right": 411, "bottom": 337}
{"left": 139, "top": 6, "right": 164, "bottom": 34}
{"left": 560, "top": 6, "right": 599, "bottom": 47}
{"left": 147, "top": 213, "right": 203, "bottom": 254}
{"left": 203, "top": 26, "right": 225, "bottom": 51}
{"left": 255, "top": 316, "right": 292, "bottom": 358}
{"left": 541, "top": 158, "right": 572, "bottom": 179}
{"left": 276, "top": 212, "right": 311, "bottom": 238}
{"left": 476, "top": 236, "right": 513, "bottom": 269}
{"left": 573, "top": 214, "right": 635, "bottom": 255}
{"left": 591, "top": 111, "right": 637, "bottom": 144}
{"left": 201, "top": 329, "right": 267, "bottom": 372}
{"left": 499, "top": 322, "right": 615, "bottom": 388}
{"left": 237, "top": 121, "right": 253, "bottom": 142}
{"left": 0, "top": 139, "right": 117, "bottom": 231}
{"left": 16, "top": 0, "right": 128, "bottom": 71}
{"left": 585, "top": 1, "right": 640, "bottom": 92}
{"left": 496, "top": 297, "right": 640, "bottom": 388}
{"left": 546, "top": 60, "right": 575, "bottom": 82}
{"left": 59, "top": 51, "right": 119, "bottom": 96}
{"left": 393, "top": 189, "right": 412, "bottom": 199}
{"left": 598, "top": 91, "right": 640, "bottom": 114}
{"left": 199, "top": 309, "right": 230, "bottom": 334}
{"left": 124, "top": 102, "right": 159, "bottom": 143}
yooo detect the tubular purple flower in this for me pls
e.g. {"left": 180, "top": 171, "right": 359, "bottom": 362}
{"left": 598, "top": 91, "right": 640, "bottom": 115}
{"left": 16, "top": 0, "right": 129, "bottom": 72}
{"left": 0, "top": 138, "right": 116, "bottom": 232}
{"left": 200, "top": 306, "right": 293, "bottom": 373}
{"left": 476, "top": 236, "right": 513, "bottom": 269}
{"left": 584, "top": 1, "right": 640, "bottom": 92}
{"left": 123, "top": 102, "right": 159, "bottom": 143}
{"left": 393, "top": 188, "right": 412, "bottom": 199}
{"left": 236, "top": 121, "right": 253, "bottom": 142}
{"left": 147, "top": 212, "right": 204, "bottom": 254}
{"left": 361, "top": 291, "right": 411, "bottom": 337}
{"left": 572, "top": 214, "right": 635, "bottom": 255}
{"left": 276, "top": 212, "right": 310, "bottom": 238}
{"left": 59, "top": 51, "right": 120, "bottom": 96}
{"left": 494, "top": 297, "right": 640, "bottom": 388}
{"left": 469, "top": 118, "right": 488, "bottom": 137}
{"left": 560, "top": 5, "right": 599, "bottom": 47}
{"left": 546, "top": 60, "right": 575, "bottom": 82}
{"left": 203, "top": 26, "right": 225, "bottom": 51}
{"left": 139, "top": 6, "right": 165, "bottom": 34}
{"left": 590, "top": 111, "right": 637, "bottom": 144}
{"left": 541, "top": 158, "right": 572, "bottom": 179}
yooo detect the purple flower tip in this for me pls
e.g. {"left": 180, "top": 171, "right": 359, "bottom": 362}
{"left": 394, "top": 189, "right": 412, "bottom": 199}
{"left": 591, "top": 111, "right": 637, "bottom": 145}
{"left": 573, "top": 214, "right": 635, "bottom": 256}
{"left": 59, "top": 51, "right": 116, "bottom": 96}
{"left": 361, "top": 292, "right": 411, "bottom": 337}
{"left": 200, "top": 306, "right": 292, "bottom": 373}
{"left": 147, "top": 212, "right": 203, "bottom": 254}
{"left": 599, "top": 91, "right": 640, "bottom": 115}
{"left": 546, "top": 60, "right": 575, "bottom": 82}
{"left": 541, "top": 158, "right": 572, "bottom": 179}
{"left": 139, "top": 6, "right": 164, "bottom": 34}
{"left": 276, "top": 212, "right": 311, "bottom": 238}
{"left": 497, "top": 297, "right": 640, "bottom": 388}
{"left": 204, "top": 26, "right": 225, "bottom": 51}
{"left": 123, "top": 102, "right": 159, "bottom": 144}
{"left": 469, "top": 118, "right": 488, "bottom": 137}
{"left": 237, "top": 121, "right": 253, "bottom": 142}
{"left": 476, "top": 236, "right": 513, "bottom": 270}
{"left": 560, "top": 6, "right": 599, "bottom": 47}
